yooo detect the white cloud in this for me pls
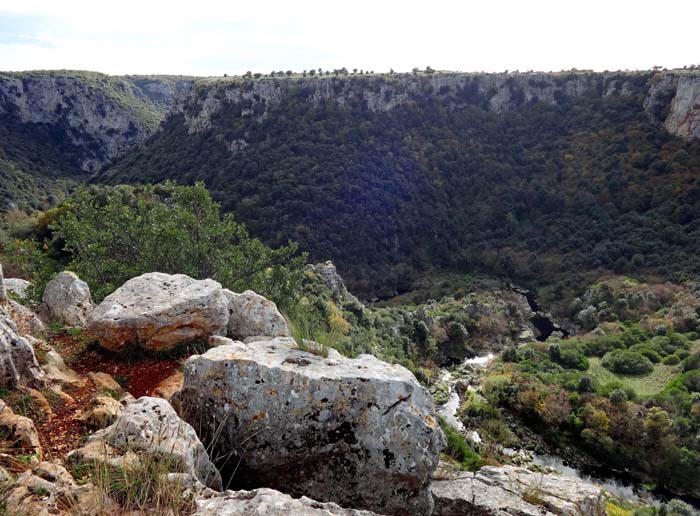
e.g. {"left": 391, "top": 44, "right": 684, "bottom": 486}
{"left": 0, "top": 0, "right": 697, "bottom": 75}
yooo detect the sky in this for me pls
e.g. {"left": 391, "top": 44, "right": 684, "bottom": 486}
{"left": 0, "top": 0, "right": 698, "bottom": 76}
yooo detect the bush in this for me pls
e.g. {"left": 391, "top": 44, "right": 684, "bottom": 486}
{"left": 601, "top": 350, "right": 654, "bottom": 375}
{"left": 683, "top": 353, "right": 700, "bottom": 372}
{"left": 665, "top": 499, "right": 696, "bottom": 516}
{"left": 53, "top": 183, "right": 306, "bottom": 309}
{"left": 662, "top": 355, "right": 681, "bottom": 366}
{"left": 682, "top": 371, "right": 700, "bottom": 393}
{"left": 439, "top": 418, "right": 482, "bottom": 471}
{"left": 629, "top": 344, "right": 662, "bottom": 363}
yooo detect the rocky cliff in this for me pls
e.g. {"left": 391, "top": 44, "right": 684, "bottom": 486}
{"left": 645, "top": 72, "right": 700, "bottom": 139}
{"left": 178, "top": 71, "right": 700, "bottom": 141}
{"left": 0, "top": 71, "right": 194, "bottom": 172}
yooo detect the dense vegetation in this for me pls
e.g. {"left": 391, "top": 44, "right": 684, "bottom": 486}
{"left": 99, "top": 72, "right": 700, "bottom": 304}
{"left": 0, "top": 183, "right": 305, "bottom": 310}
{"left": 482, "top": 326, "right": 700, "bottom": 497}
{"left": 0, "top": 71, "right": 192, "bottom": 212}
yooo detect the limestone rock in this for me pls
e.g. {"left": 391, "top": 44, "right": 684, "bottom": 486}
{"left": 4, "top": 278, "right": 30, "bottom": 299}
{"left": 41, "top": 271, "right": 94, "bottom": 327}
{"left": 645, "top": 73, "right": 700, "bottom": 140}
{"left": 307, "top": 261, "right": 361, "bottom": 305}
{"left": 3, "top": 461, "right": 111, "bottom": 515}
{"left": 175, "top": 337, "right": 444, "bottom": 516}
{"left": 153, "top": 370, "right": 184, "bottom": 400}
{"left": 224, "top": 289, "right": 289, "bottom": 339}
{"left": 88, "top": 273, "right": 229, "bottom": 352}
{"left": 6, "top": 299, "right": 45, "bottom": 336}
{"left": 77, "top": 394, "right": 128, "bottom": 430}
{"left": 0, "top": 399, "right": 42, "bottom": 455}
{"left": 431, "top": 465, "right": 606, "bottom": 516}
{"left": 88, "top": 372, "right": 121, "bottom": 392}
{"left": 193, "top": 488, "right": 381, "bottom": 516}
{"left": 68, "top": 396, "right": 222, "bottom": 491}
{"left": 39, "top": 345, "right": 85, "bottom": 387}
{"left": 0, "top": 307, "right": 45, "bottom": 387}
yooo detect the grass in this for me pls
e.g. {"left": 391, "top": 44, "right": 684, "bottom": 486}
{"left": 587, "top": 357, "right": 682, "bottom": 397}
{"left": 438, "top": 417, "right": 482, "bottom": 471}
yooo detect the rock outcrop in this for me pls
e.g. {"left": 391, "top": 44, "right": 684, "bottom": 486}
{"left": 645, "top": 72, "right": 700, "bottom": 140}
{"left": 307, "top": 261, "right": 360, "bottom": 304}
{"left": 175, "top": 336, "right": 444, "bottom": 516}
{"left": 68, "top": 396, "right": 222, "bottom": 491}
{"left": 224, "top": 289, "right": 289, "bottom": 340}
{"left": 41, "top": 271, "right": 95, "bottom": 327}
{"left": 87, "top": 273, "right": 228, "bottom": 351}
{"left": 39, "top": 345, "right": 84, "bottom": 387}
{"left": 2, "top": 461, "right": 111, "bottom": 515}
{"left": 0, "top": 71, "right": 194, "bottom": 172}
{"left": 0, "top": 307, "right": 45, "bottom": 387}
{"left": 4, "top": 278, "right": 30, "bottom": 299}
{"left": 180, "top": 72, "right": 645, "bottom": 137}
{"left": 431, "top": 466, "right": 607, "bottom": 516}
{"left": 5, "top": 299, "right": 45, "bottom": 336}
{"left": 0, "top": 398, "right": 42, "bottom": 455}
{"left": 193, "top": 488, "right": 381, "bottom": 516}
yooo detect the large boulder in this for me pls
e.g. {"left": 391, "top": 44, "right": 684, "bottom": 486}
{"left": 431, "top": 466, "right": 607, "bottom": 516}
{"left": 67, "top": 396, "right": 222, "bottom": 491}
{"left": 194, "top": 488, "right": 381, "bottom": 516}
{"left": 224, "top": 289, "right": 289, "bottom": 339}
{"left": 0, "top": 307, "right": 45, "bottom": 387}
{"left": 174, "top": 337, "right": 445, "bottom": 516}
{"left": 41, "top": 271, "right": 94, "bottom": 326}
{"left": 87, "top": 273, "right": 228, "bottom": 352}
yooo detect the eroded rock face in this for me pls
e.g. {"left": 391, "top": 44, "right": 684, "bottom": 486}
{"left": 0, "top": 307, "right": 45, "bottom": 387}
{"left": 307, "top": 261, "right": 360, "bottom": 305}
{"left": 6, "top": 299, "right": 45, "bottom": 336}
{"left": 431, "top": 466, "right": 607, "bottom": 516}
{"left": 0, "top": 399, "right": 42, "bottom": 455}
{"left": 645, "top": 73, "right": 700, "bottom": 140}
{"left": 87, "top": 273, "right": 228, "bottom": 352}
{"left": 4, "top": 278, "right": 30, "bottom": 299}
{"left": 41, "top": 271, "right": 95, "bottom": 327}
{"left": 2, "top": 461, "right": 111, "bottom": 516}
{"left": 68, "top": 396, "right": 222, "bottom": 491}
{"left": 175, "top": 337, "right": 445, "bottom": 516}
{"left": 224, "top": 289, "right": 289, "bottom": 340}
{"left": 193, "top": 488, "right": 381, "bottom": 516}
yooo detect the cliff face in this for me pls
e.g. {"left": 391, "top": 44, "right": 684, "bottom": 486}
{"left": 0, "top": 71, "right": 194, "bottom": 172}
{"left": 179, "top": 71, "right": 700, "bottom": 143}
{"left": 645, "top": 73, "right": 700, "bottom": 140}
{"left": 180, "top": 72, "right": 648, "bottom": 135}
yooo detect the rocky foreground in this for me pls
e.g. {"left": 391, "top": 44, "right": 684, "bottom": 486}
{"left": 0, "top": 266, "right": 612, "bottom": 515}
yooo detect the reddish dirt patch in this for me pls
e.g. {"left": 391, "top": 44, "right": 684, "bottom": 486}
{"left": 71, "top": 346, "right": 180, "bottom": 399}
{"left": 39, "top": 381, "right": 95, "bottom": 461}
{"left": 31, "top": 330, "right": 184, "bottom": 461}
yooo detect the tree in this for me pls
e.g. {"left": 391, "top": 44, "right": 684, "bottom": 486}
{"left": 53, "top": 183, "right": 306, "bottom": 310}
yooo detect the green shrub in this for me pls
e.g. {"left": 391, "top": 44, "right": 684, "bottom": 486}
{"left": 438, "top": 418, "right": 482, "bottom": 471}
{"left": 601, "top": 350, "right": 654, "bottom": 375}
{"left": 683, "top": 353, "right": 700, "bottom": 372}
{"left": 629, "top": 344, "right": 662, "bottom": 363}
{"left": 682, "top": 370, "right": 700, "bottom": 393}
{"left": 662, "top": 355, "right": 681, "bottom": 366}
{"left": 53, "top": 183, "right": 305, "bottom": 310}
